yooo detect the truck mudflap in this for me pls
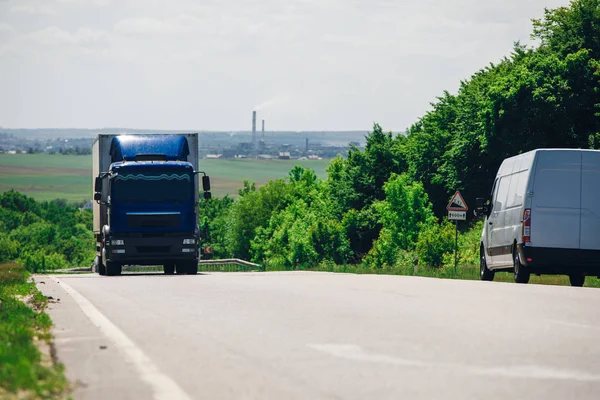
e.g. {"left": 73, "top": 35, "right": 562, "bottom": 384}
{"left": 517, "top": 244, "right": 600, "bottom": 275}
{"left": 105, "top": 234, "right": 198, "bottom": 266}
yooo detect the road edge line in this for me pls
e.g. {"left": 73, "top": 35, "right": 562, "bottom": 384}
{"left": 50, "top": 276, "right": 193, "bottom": 400}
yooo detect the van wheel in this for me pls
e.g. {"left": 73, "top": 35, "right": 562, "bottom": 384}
{"left": 569, "top": 273, "right": 585, "bottom": 287}
{"left": 513, "top": 250, "right": 530, "bottom": 284}
{"left": 480, "top": 246, "right": 494, "bottom": 281}
{"left": 163, "top": 263, "right": 175, "bottom": 275}
{"left": 106, "top": 262, "right": 122, "bottom": 276}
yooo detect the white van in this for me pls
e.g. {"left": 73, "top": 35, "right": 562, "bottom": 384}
{"left": 476, "top": 149, "right": 600, "bottom": 287}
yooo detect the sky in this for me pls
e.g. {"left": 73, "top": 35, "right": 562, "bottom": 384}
{"left": 0, "top": 0, "right": 571, "bottom": 132}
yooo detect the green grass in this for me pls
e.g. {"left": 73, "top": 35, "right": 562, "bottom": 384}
{"left": 300, "top": 261, "right": 600, "bottom": 288}
{"left": 0, "top": 263, "right": 69, "bottom": 399}
{"left": 0, "top": 154, "right": 331, "bottom": 202}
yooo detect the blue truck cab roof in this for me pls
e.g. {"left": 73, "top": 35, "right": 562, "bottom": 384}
{"left": 110, "top": 135, "right": 190, "bottom": 163}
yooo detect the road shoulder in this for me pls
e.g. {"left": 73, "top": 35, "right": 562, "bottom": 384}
{"left": 35, "top": 274, "right": 154, "bottom": 400}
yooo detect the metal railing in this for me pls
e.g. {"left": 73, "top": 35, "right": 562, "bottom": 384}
{"left": 198, "top": 258, "right": 264, "bottom": 272}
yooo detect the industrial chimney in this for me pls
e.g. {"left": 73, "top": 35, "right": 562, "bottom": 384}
{"left": 252, "top": 111, "right": 257, "bottom": 150}
{"left": 261, "top": 119, "right": 265, "bottom": 141}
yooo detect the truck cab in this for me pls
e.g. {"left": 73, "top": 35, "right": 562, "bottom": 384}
{"left": 92, "top": 134, "right": 210, "bottom": 276}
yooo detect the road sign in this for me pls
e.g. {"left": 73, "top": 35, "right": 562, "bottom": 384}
{"left": 447, "top": 191, "right": 468, "bottom": 211}
{"left": 448, "top": 211, "right": 467, "bottom": 221}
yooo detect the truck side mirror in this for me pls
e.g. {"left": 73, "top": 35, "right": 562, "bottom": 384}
{"left": 202, "top": 176, "right": 211, "bottom": 192}
{"left": 94, "top": 193, "right": 102, "bottom": 201}
{"left": 203, "top": 191, "right": 212, "bottom": 200}
{"left": 95, "top": 176, "right": 103, "bottom": 192}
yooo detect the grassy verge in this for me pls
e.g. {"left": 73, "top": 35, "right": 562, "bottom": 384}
{"left": 0, "top": 263, "right": 69, "bottom": 399}
{"left": 306, "top": 261, "right": 600, "bottom": 288}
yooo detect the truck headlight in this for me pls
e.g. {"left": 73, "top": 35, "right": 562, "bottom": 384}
{"left": 111, "top": 240, "right": 125, "bottom": 246}
{"left": 183, "top": 239, "right": 195, "bottom": 245}
{"left": 182, "top": 248, "right": 195, "bottom": 253}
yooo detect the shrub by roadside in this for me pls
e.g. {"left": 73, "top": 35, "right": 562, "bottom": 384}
{"left": 0, "top": 262, "right": 69, "bottom": 399}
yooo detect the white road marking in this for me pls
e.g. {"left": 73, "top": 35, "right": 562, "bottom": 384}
{"left": 547, "top": 319, "right": 600, "bottom": 331}
{"left": 51, "top": 276, "right": 193, "bottom": 400}
{"left": 309, "top": 344, "right": 600, "bottom": 382}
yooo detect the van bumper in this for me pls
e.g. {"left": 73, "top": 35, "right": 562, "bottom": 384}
{"left": 518, "top": 245, "right": 600, "bottom": 275}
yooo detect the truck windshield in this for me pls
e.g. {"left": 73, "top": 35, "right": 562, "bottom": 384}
{"left": 111, "top": 170, "right": 193, "bottom": 203}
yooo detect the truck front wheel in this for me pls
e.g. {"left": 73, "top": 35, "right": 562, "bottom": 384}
{"left": 187, "top": 260, "right": 198, "bottom": 275}
{"left": 176, "top": 261, "right": 198, "bottom": 275}
{"left": 106, "top": 261, "right": 122, "bottom": 276}
{"left": 164, "top": 263, "right": 175, "bottom": 275}
{"left": 569, "top": 273, "right": 585, "bottom": 287}
{"left": 176, "top": 263, "right": 187, "bottom": 275}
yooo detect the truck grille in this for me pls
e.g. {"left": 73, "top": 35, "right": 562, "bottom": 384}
{"left": 136, "top": 246, "right": 170, "bottom": 254}
{"left": 126, "top": 213, "right": 180, "bottom": 228}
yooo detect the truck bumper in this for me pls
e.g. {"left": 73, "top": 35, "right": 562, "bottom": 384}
{"left": 106, "top": 234, "right": 198, "bottom": 265}
{"left": 518, "top": 244, "right": 600, "bottom": 275}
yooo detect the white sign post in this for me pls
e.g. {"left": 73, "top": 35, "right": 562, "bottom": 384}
{"left": 447, "top": 191, "right": 469, "bottom": 275}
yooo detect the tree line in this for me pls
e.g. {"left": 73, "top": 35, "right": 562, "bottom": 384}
{"left": 0, "top": 191, "right": 95, "bottom": 271}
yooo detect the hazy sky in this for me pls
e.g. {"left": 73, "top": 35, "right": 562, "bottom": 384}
{"left": 0, "top": 0, "right": 570, "bottom": 131}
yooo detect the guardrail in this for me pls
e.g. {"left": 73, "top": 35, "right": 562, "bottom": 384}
{"left": 198, "top": 258, "right": 264, "bottom": 272}
{"left": 54, "top": 259, "right": 264, "bottom": 274}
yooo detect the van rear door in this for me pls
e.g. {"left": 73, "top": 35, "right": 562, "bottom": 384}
{"left": 531, "top": 151, "right": 581, "bottom": 249}
{"left": 580, "top": 151, "right": 600, "bottom": 250}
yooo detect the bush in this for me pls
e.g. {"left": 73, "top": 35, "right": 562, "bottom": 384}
{"left": 416, "top": 221, "right": 455, "bottom": 268}
{"left": 18, "top": 250, "right": 69, "bottom": 273}
{"left": 0, "top": 234, "right": 19, "bottom": 263}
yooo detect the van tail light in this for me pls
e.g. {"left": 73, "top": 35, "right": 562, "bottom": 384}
{"left": 522, "top": 208, "right": 531, "bottom": 243}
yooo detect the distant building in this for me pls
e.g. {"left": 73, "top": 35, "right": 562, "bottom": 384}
{"left": 258, "top": 154, "right": 274, "bottom": 160}
{"left": 205, "top": 154, "right": 222, "bottom": 159}
{"left": 80, "top": 200, "right": 93, "bottom": 211}
{"left": 278, "top": 152, "right": 291, "bottom": 160}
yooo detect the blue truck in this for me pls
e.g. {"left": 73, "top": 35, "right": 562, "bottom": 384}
{"left": 92, "top": 134, "right": 211, "bottom": 276}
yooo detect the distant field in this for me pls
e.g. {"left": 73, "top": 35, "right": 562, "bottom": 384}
{"left": 0, "top": 154, "right": 331, "bottom": 202}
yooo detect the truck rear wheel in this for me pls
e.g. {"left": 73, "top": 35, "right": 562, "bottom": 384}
{"left": 106, "top": 261, "right": 122, "bottom": 276}
{"left": 569, "top": 273, "right": 585, "bottom": 287}
{"left": 164, "top": 263, "right": 175, "bottom": 275}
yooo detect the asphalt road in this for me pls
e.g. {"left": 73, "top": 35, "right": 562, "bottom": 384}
{"left": 37, "top": 272, "right": 600, "bottom": 400}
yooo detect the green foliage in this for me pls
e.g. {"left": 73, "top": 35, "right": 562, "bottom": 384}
{"left": 366, "top": 174, "right": 436, "bottom": 267}
{"left": 0, "top": 233, "right": 19, "bottom": 263}
{"left": 0, "top": 191, "right": 94, "bottom": 271}
{"left": 198, "top": 196, "right": 234, "bottom": 258}
{"left": 0, "top": 263, "right": 69, "bottom": 398}
{"left": 225, "top": 179, "right": 293, "bottom": 260}
{"left": 416, "top": 222, "right": 456, "bottom": 268}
